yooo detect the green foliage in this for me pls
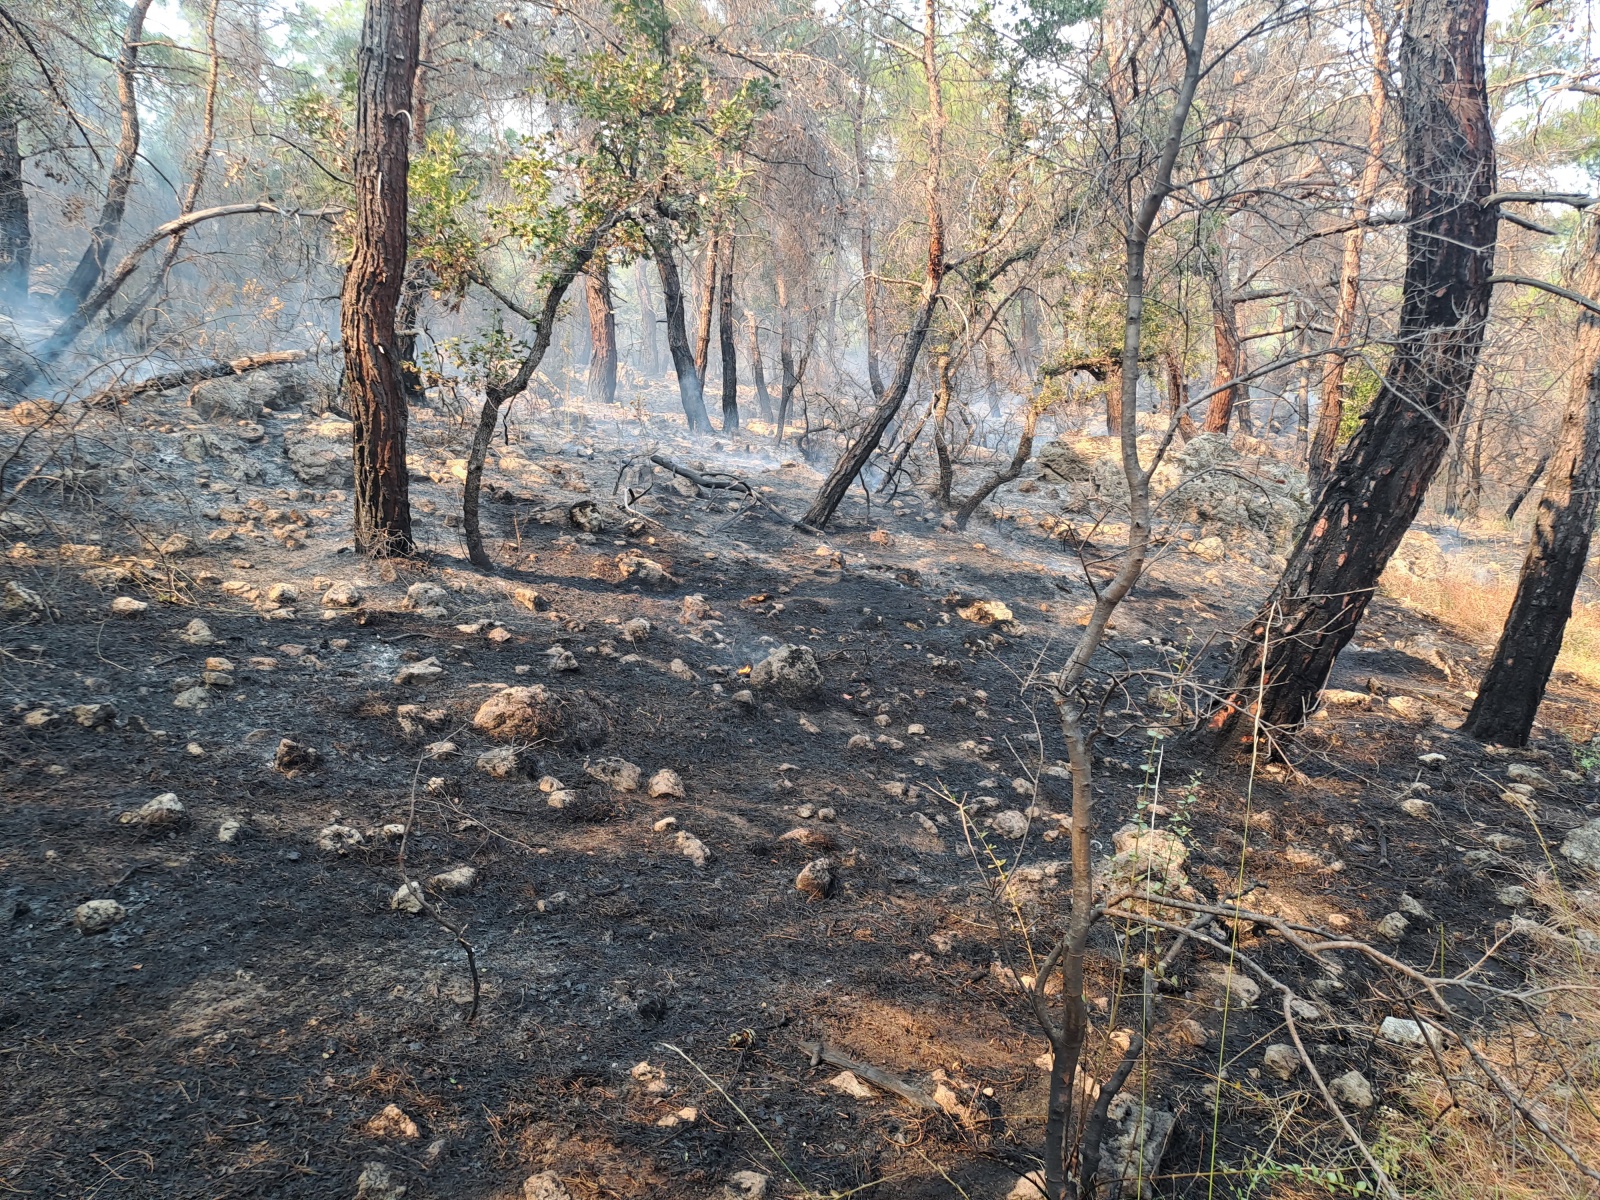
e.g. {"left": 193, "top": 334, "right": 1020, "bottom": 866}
{"left": 1338, "top": 362, "right": 1383, "bottom": 445}
{"left": 1013, "top": 0, "right": 1102, "bottom": 59}
{"left": 431, "top": 326, "right": 534, "bottom": 395}
{"left": 408, "top": 131, "right": 482, "bottom": 300}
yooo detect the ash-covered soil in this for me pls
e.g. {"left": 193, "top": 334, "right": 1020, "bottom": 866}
{"left": 2, "top": 384, "right": 1596, "bottom": 1199}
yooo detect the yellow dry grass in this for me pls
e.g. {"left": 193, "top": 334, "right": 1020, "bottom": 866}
{"left": 1380, "top": 565, "right": 1600, "bottom": 690}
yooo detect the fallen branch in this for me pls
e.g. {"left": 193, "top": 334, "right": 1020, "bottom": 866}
{"left": 800, "top": 1040, "right": 943, "bottom": 1111}
{"left": 648, "top": 454, "right": 819, "bottom": 532}
{"left": 84, "top": 346, "right": 338, "bottom": 407}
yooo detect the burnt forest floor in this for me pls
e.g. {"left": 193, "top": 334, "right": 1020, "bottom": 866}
{"left": 2, "top": 383, "right": 1598, "bottom": 1200}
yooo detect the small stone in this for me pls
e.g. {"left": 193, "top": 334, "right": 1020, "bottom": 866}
{"left": 513, "top": 587, "right": 550, "bottom": 612}
{"left": 1379, "top": 1015, "right": 1442, "bottom": 1050}
{"left": 73, "top": 899, "right": 126, "bottom": 934}
{"left": 667, "top": 657, "right": 695, "bottom": 681}
{"left": 266, "top": 583, "right": 299, "bottom": 604}
{"left": 732, "top": 689, "right": 755, "bottom": 707}
{"left": 1399, "top": 797, "right": 1437, "bottom": 819}
{"left": 404, "top": 582, "right": 449, "bottom": 611}
{"left": 475, "top": 745, "right": 520, "bottom": 778}
{"left": 1506, "top": 762, "right": 1551, "bottom": 789}
{"left": 796, "top": 856, "right": 837, "bottom": 900}
{"left": 829, "top": 1070, "right": 875, "bottom": 1099}
{"left": 424, "top": 740, "right": 458, "bottom": 760}
{"left": 428, "top": 865, "right": 478, "bottom": 894}
{"left": 316, "top": 823, "right": 365, "bottom": 854}
{"left": 617, "top": 552, "right": 675, "bottom": 587}
{"left": 1496, "top": 885, "right": 1530, "bottom": 907}
{"left": 1559, "top": 818, "right": 1600, "bottom": 873}
{"left": 118, "top": 793, "right": 187, "bottom": 827}
{"left": 723, "top": 1170, "right": 770, "bottom": 1200}
{"left": 1330, "top": 1069, "right": 1375, "bottom": 1109}
{"left": 274, "top": 738, "right": 321, "bottom": 773}
{"left": 847, "top": 733, "right": 873, "bottom": 750}
{"left": 177, "top": 618, "right": 214, "bottom": 645}
{"left": 549, "top": 648, "right": 580, "bottom": 672}
{"left": 394, "top": 656, "right": 444, "bottom": 685}
{"left": 750, "top": 644, "right": 824, "bottom": 700}
{"left": 366, "top": 1102, "right": 420, "bottom": 1139}
{"left": 1209, "top": 966, "right": 1260, "bottom": 1007}
{"left": 1417, "top": 752, "right": 1447, "bottom": 769}
{"left": 907, "top": 723, "right": 926, "bottom": 735}
{"left": 652, "top": 816, "right": 677, "bottom": 832}
{"left": 72, "top": 702, "right": 117, "bottom": 728}
{"left": 620, "top": 617, "right": 651, "bottom": 643}
{"left": 522, "top": 1171, "right": 574, "bottom": 1200}
{"left": 816, "top": 806, "right": 836, "bottom": 822}
{"left": 355, "top": 1162, "right": 406, "bottom": 1200}
{"left": 990, "top": 810, "right": 1028, "bottom": 839}
{"left": 1386, "top": 694, "right": 1423, "bottom": 719}
{"left": 1175, "top": 1018, "right": 1209, "bottom": 1047}
{"left": 110, "top": 596, "right": 148, "bottom": 616}
{"left": 586, "top": 756, "right": 641, "bottom": 792}
{"left": 956, "top": 599, "right": 1014, "bottom": 625}
{"left": 648, "top": 768, "right": 685, "bottom": 798}
{"left": 217, "top": 818, "right": 243, "bottom": 843}
{"left": 1375, "top": 912, "right": 1409, "bottom": 940}
{"left": 1261, "top": 1043, "right": 1301, "bottom": 1080}
{"left": 321, "top": 582, "right": 362, "bottom": 608}
{"left": 1398, "top": 892, "right": 1432, "bottom": 920}
{"left": 173, "top": 685, "right": 209, "bottom": 709}
{"left": 22, "top": 707, "right": 58, "bottom": 729}
{"left": 675, "top": 830, "right": 712, "bottom": 867}
{"left": 391, "top": 880, "right": 425, "bottom": 913}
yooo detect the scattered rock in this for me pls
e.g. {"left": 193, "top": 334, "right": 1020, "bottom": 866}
{"left": 22, "top": 707, "right": 58, "bottom": 729}
{"left": 177, "top": 618, "right": 214, "bottom": 645}
{"left": 354, "top": 1162, "right": 406, "bottom": 1200}
{"left": 1174, "top": 1019, "right": 1209, "bottom": 1047}
{"left": 366, "top": 1103, "right": 420, "bottom": 1139}
{"left": 316, "top": 824, "right": 365, "bottom": 854}
{"left": 118, "top": 793, "right": 187, "bottom": 828}
{"left": 1560, "top": 820, "right": 1600, "bottom": 875}
{"left": 1261, "top": 1044, "right": 1301, "bottom": 1081}
{"left": 1208, "top": 966, "right": 1260, "bottom": 1007}
{"left": 1399, "top": 797, "right": 1437, "bottom": 819}
{"left": 393, "top": 657, "right": 444, "bottom": 685}
{"left": 1006, "top": 1172, "right": 1047, "bottom": 1200}
{"left": 1375, "top": 912, "right": 1409, "bottom": 940}
{"left": 648, "top": 768, "right": 685, "bottom": 798}
{"left": 568, "top": 500, "right": 604, "bottom": 533}
{"left": 428, "top": 865, "right": 478, "bottom": 894}
{"left": 472, "top": 685, "right": 609, "bottom": 749}
{"left": 217, "top": 818, "right": 244, "bottom": 843}
{"left": 404, "top": 582, "right": 449, "bottom": 611}
{"left": 750, "top": 644, "right": 824, "bottom": 700}
{"left": 956, "top": 599, "right": 1013, "bottom": 625}
{"left": 173, "top": 685, "right": 210, "bottom": 710}
{"left": 620, "top": 617, "right": 651, "bottom": 643}
{"left": 513, "top": 586, "right": 549, "bottom": 612}
{"left": 829, "top": 1070, "right": 875, "bottom": 1099}
{"left": 675, "top": 830, "right": 712, "bottom": 868}
{"left": 72, "top": 702, "right": 117, "bottom": 728}
{"left": 680, "top": 593, "right": 712, "bottom": 622}
{"left": 1497, "top": 885, "right": 1530, "bottom": 907}
{"left": 1189, "top": 535, "right": 1226, "bottom": 563}
{"left": 391, "top": 881, "right": 425, "bottom": 913}
{"left": 990, "top": 810, "right": 1029, "bottom": 839}
{"left": 321, "top": 582, "right": 362, "bottom": 608}
{"left": 1418, "top": 752, "right": 1447, "bottom": 769}
{"left": 522, "top": 1172, "right": 573, "bottom": 1200}
{"left": 73, "top": 899, "right": 126, "bottom": 934}
{"left": 424, "top": 740, "right": 458, "bottom": 760}
{"left": 274, "top": 738, "right": 322, "bottom": 773}
{"left": 1398, "top": 892, "right": 1432, "bottom": 920}
{"left": 1379, "top": 1015, "right": 1443, "bottom": 1050}
{"left": 617, "top": 552, "right": 675, "bottom": 588}
{"left": 1108, "top": 825, "right": 1189, "bottom": 888}
{"left": 110, "top": 595, "right": 148, "bottom": 616}
{"left": 723, "top": 1170, "right": 770, "bottom": 1200}
{"left": 586, "top": 756, "right": 642, "bottom": 792}
{"left": 1, "top": 579, "right": 44, "bottom": 616}
{"left": 1506, "top": 762, "right": 1551, "bottom": 790}
{"left": 796, "top": 856, "right": 837, "bottom": 900}
{"left": 1330, "top": 1070, "right": 1375, "bottom": 1109}
{"left": 475, "top": 745, "right": 521, "bottom": 778}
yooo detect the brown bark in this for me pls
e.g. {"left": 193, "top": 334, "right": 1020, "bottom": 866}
{"left": 718, "top": 233, "right": 738, "bottom": 431}
{"left": 340, "top": 0, "right": 422, "bottom": 557}
{"left": 931, "top": 351, "right": 955, "bottom": 507}
{"left": 646, "top": 220, "right": 712, "bottom": 432}
{"left": 586, "top": 260, "right": 618, "bottom": 406}
{"left": 1207, "top": 0, "right": 1497, "bottom": 750}
{"left": 56, "top": 0, "right": 153, "bottom": 314}
{"left": 1165, "top": 353, "right": 1197, "bottom": 441}
{"left": 0, "top": 115, "right": 27, "bottom": 303}
{"left": 854, "top": 79, "right": 884, "bottom": 400}
{"left": 1463, "top": 213, "right": 1600, "bottom": 745}
{"left": 693, "top": 232, "right": 719, "bottom": 383}
{"left": 953, "top": 402, "right": 1040, "bottom": 529}
{"left": 1202, "top": 239, "right": 1243, "bottom": 433}
{"left": 1308, "top": 0, "right": 1392, "bottom": 487}
{"left": 801, "top": 0, "right": 947, "bottom": 528}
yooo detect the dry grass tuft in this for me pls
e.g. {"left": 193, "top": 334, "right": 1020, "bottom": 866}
{"left": 1369, "top": 878, "right": 1600, "bottom": 1199}
{"left": 1381, "top": 564, "right": 1600, "bottom": 689}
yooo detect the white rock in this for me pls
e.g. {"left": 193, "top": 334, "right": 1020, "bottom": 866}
{"left": 1330, "top": 1069, "right": 1375, "bottom": 1109}
{"left": 523, "top": 1171, "right": 573, "bottom": 1200}
{"left": 1560, "top": 819, "right": 1600, "bottom": 873}
{"left": 1398, "top": 892, "right": 1432, "bottom": 920}
{"left": 829, "top": 1070, "right": 876, "bottom": 1099}
{"left": 1261, "top": 1043, "right": 1301, "bottom": 1080}
{"left": 586, "top": 756, "right": 642, "bottom": 792}
{"left": 366, "top": 1102, "right": 421, "bottom": 1139}
{"left": 1209, "top": 966, "right": 1261, "bottom": 1007}
{"left": 391, "top": 880, "right": 425, "bottom": 913}
{"left": 648, "top": 768, "right": 685, "bottom": 798}
{"left": 990, "top": 810, "right": 1029, "bottom": 839}
{"left": 724, "top": 1170, "right": 770, "bottom": 1200}
{"left": 476, "top": 745, "right": 520, "bottom": 777}
{"left": 73, "top": 899, "right": 126, "bottom": 934}
{"left": 750, "top": 644, "right": 824, "bottom": 699}
{"left": 355, "top": 1162, "right": 406, "bottom": 1200}
{"left": 620, "top": 617, "right": 651, "bottom": 643}
{"left": 118, "top": 793, "right": 187, "bottom": 827}
{"left": 405, "top": 582, "right": 449, "bottom": 610}
{"left": 321, "top": 582, "right": 362, "bottom": 608}
{"left": 177, "top": 618, "right": 214, "bottom": 645}
{"left": 1375, "top": 912, "right": 1409, "bottom": 940}
{"left": 1496, "top": 885, "right": 1530, "bottom": 907}
{"left": 1379, "top": 1015, "right": 1443, "bottom": 1050}
{"left": 428, "top": 865, "right": 478, "bottom": 893}
{"left": 110, "top": 596, "right": 148, "bottom": 616}
{"left": 217, "top": 818, "right": 243, "bottom": 843}
{"left": 394, "top": 657, "right": 444, "bottom": 685}
{"left": 1399, "top": 797, "right": 1437, "bottom": 819}
{"left": 675, "top": 830, "right": 712, "bottom": 867}
{"left": 316, "top": 823, "right": 365, "bottom": 854}
{"left": 1417, "top": 752, "right": 1447, "bottom": 769}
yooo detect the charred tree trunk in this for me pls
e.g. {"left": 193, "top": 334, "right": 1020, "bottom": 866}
{"left": 647, "top": 222, "right": 711, "bottom": 432}
{"left": 0, "top": 115, "right": 28, "bottom": 305}
{"left": 340, "top": 0, "right": 422, "bottom": 557}
{"left": 1309, "top": 0, "right": 1392, "bottom": 487}
{"left": 1206, "top": 0, "right": 1497, "bottom": 751}
{"left": 395, "top": 279, "right": 426, "bottom": 407}
{"left": 1502, "top": 452, "right": 1549, "bottom": 522}
{"left": 1463, "top": 214, "right": 1600, "bottom": 746}
{"left": 636, "top": 259, "right": 660, "bottom": 376}
{"left": 931, "top": 351, "right": 955, "bottom": 508}
{"left": 953, "top": 402, "right": 1040, "bottom": 530}
{"left": 1202, "top": 242, "right": 1243, "bottom": 433}
{"left": 747, "top": 311, "right": 774, "bottom": 422}
{"left": 586, "top": 260, "right": 618, "bottom": 407}
{"left": 1165, "top": 353, "right": 1197, "bottom": 441}
{"left": 56, "top": 0, "right": 153, "bottom": 314}
{"left": 718, "top": 233, "right": 738, "bottom": 432}
{"left": 854, "top": 80, "right": 885, "bottom": 401}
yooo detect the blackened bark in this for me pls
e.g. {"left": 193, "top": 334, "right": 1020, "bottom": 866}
{"left": 647, "top": 223, "right": 711, "bottom": 431}
{"left": 0, "top": 116, "right": 28, "bottom": 303}
{"left": 396, "top": 280, "right": 426, "bottom": 407}
{"left": 718, "top": 233, "right": 738, "bottom": 431}
{"left": 56, "top": 0, "right": 153, "bottom": 314}
{"left": 1502, "top": 451, "right": 1549, "bottom": 521}
{"left": 340, "top": 0, "right": 422, "bottom": 556}
{"left": 1463, "top": 213, "right": 1600, "bottom": 745}
{"left": 747, "top": 311, "right": 774, "bottom": 422}
{"left": 586, "top": 260, "right": 617, "bottom": 406}
{"left": 1207, "top": 0, "right": 1497, "bottom": 749}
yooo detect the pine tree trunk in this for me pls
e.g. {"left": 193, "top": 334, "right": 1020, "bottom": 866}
{"left": 1462, "top": 213, "right": 1600, "bottom": 746}
{"left": 340, "top": 0, "right": 422, "bottom": 557}
{"left": 747, "top": 311, "right": 774, "bottom": 422}
{"left": 647, "top": 222, "right": 711, "bottom": 432}
{"left": 693, "top": 232, "right": 719, "bottom": 383}
{"left": 0, "top": 116, "right": 29, "bottom": 305}
{"left": 586, "top": 261, "right": 617, "bottom": 406}
{"left": 1206, "top": 0, "right": 1497, "bottom": 750}
{"left": 718, "top": 234, "right": 738, "bottom": 432}
{"left": 636, "top": 259, "right": 659, "bottom": 376}
{"left": 1202, "top": 241, "right": 1242, "bottom": 433}
{"left": 56, "top": 0, "right": 154, "bottom": 314}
